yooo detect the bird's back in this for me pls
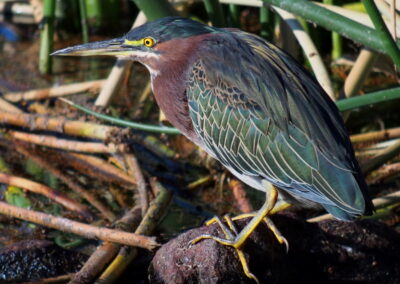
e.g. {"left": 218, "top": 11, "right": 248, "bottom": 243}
{"left": 186, "top": 29, "right": 374, "bottom": 220}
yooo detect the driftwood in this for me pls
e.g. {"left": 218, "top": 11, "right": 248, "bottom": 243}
{"left": 149, "top": 214, "right": 400, "bottom": 283}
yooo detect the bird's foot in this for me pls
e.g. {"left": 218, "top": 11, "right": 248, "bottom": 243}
{"left": 204, "top": 214, "right": 288, "bottom": 251}
{"left": 192, "top": 185, "right": 287, "bottom": 283}
{"left": 205, "top": 200, "right": 291, "bottom": 227}
{"left": 191, "top": 215, "right": 260, "bottom": 284}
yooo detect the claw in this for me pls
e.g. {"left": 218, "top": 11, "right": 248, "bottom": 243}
{"left": 263, "top": 216, "right": 289, "bottom": 252}
{"left": 236, "top": 249, "right": 260, "bottom": 284}
{"left": 191, "top": 231, "right": 260, "bottom": 284}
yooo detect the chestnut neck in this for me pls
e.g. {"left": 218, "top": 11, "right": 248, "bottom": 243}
{"left": 146, "top": 34, "right": 211, "bottom": 143}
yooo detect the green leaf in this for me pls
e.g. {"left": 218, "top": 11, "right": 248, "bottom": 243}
{"left": 5, "top": 186, "right": 31, "bottom": 208}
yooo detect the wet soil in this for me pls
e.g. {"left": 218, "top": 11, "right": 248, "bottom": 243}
{"left": 0, "top": 239, "right": 87, "bottom": 282}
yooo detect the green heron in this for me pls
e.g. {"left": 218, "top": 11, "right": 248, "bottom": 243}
{"left": 53, "top": 17, "right": 374, "bottom": 282}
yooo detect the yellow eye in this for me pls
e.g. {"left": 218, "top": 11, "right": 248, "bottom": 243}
{"left": 143, "top": 37, "right": 155, "bottom": 47}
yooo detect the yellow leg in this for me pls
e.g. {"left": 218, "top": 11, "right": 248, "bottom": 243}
{"left": 263, "top": 216, "right": 288, "bottom": 251}
{"left": 223, "top": 215, "right": 259, "bottom": 283}
{"left": 192, "top": 185, "right": 278, "bottom": 247}
{"left": 229, "top": 201, "right": 291, "bottom": 221}
{"left": 192, "top": 184, "right": 287, "bottom": 283}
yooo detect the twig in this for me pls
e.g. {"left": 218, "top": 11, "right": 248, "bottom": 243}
{"left": 0, "top": 98, "right": 23, "bottom": 113}
{"left": 70, "top": 242, "right": 120, "bottom": 284}
{"left": 391, "top": 0, "right": 397, "bottom": 39}
{"left": 8, "top": 130, "right": 126, "bottom": 153}
{"left": 229, "top": 178, "right": 254, "bottom": 213}
{"left": 109, "top": 185, "right": 129, "bottom": 209}
{"left": 355, "top": 139, "right": 399, "bottom": 157}
{"left": 0, "top": 110, "right": 116, "bottom": 140}
{"left": 3, "top": 80, "right": 104, "bottom": 103}
{"left": 187, "top": 175, "right": 213, "bottom": 190}
{"left": 368, "top": 162, "right": 400, "bottom": 184}
{"left": 361, "top": 139, "right": 400, "bottom": 174}
{"left": 0, "top": 172, "right": 92, "bottom": 219}
{"left": 351, "top": 127, "right": 400, "bottom": 143}
{"left": 29, "top": 0, "right": 43, "bottom": 24}
{"left": 14, "top": 144, "right": 116, "bottom": 222}
{"left": 141, "top": 135, "right": 177, "bottom": 159}
{"left": 376, "top": 0, "right": 399, "bottom": 38}
{"left": 136, "top": 179, "right": 172, "bottom": 234}
{"left": 273, "top": 7, "right": 335, "bottom": 99}
{"left": 124, "top": 154, "right": 148, "bottom": 216}
{"left": 69, "top": 207, "right": 142, "bottom": 284}
{"left": 132, "top": 80, "right": 153, "bottom": 117}
{"left": 97, "top": 179, "right": 173, "bottom": 283}
{"left": 95, "top": 12, "right": 146, "bottom": 107}
{"left": 0, "top": 201, "right": 158, "bottom": 249}
{"left": 67, "top": 153, "right": 137, "bottom": 185}
{"left": 343, "top": 49, "right": 379, "bottom": 98}
{"left": 308, "top": 190, "right": 400, "bottom": 222}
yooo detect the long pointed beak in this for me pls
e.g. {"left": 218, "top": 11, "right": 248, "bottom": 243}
{"left": 51, "top": 37, "right": 132, "bottom": 57}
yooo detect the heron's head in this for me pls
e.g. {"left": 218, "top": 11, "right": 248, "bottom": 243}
{"left": 52, "top": 17, "right": 218, "bottom": 76}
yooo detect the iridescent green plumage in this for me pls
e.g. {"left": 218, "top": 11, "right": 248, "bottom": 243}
{"left": 186, "top": 28, "right": 372, "bottom": 220}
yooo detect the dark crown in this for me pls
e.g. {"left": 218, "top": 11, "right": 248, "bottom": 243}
{"left": 124, "top": 17, "right": 219, "bottom": 43}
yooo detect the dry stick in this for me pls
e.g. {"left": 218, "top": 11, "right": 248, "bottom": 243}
{"left": 109, "top": 185, "right": 129, "bottom": 209}
{"left": 0, "top": 201, "right": 158, "bottom": 249}
{"left": 69, "top": 206, "right": 142, "bottom": 284}
{"left": 132, "top": 80, "right": 153, "bottom": 117}
{"left": 376, "top": 0, "right": 399, "bottom": 37}
{"left": 67, "top": 153, "right": 137, "bottom": 185}
{"left": 351, "top": 127, "right": 400, "bottom": 143}
{"left": 58, "top": 152, "right": 136, "bottom": 186}
{"left": 229, "top": 178, "right": 254, "bottom": 213}
{"left": 390, "top": 0, "right": 397, "bottom": 39}
{"left": 124, "top": 153, "right": 148, "bottom": 216}
{"left": 3, "top": 80, "right": 105, "bottom": 103}
{"left": 8, "top": 130, "right": 126, "bottom": 153}
{"left": 355, "top": 140, "right": 395, "bottom": 157}
{"left": 187, "top": 175, "right": 213, "bottom": 190}
{"left": 28, "top": 0, "right": 43, "bottom": 24}
{"left": 343, "top": 49, "right": 379, "bottom": 98}
{"left": 15, "top": 144, "right": 117, "bottom": 222}
{"left": 71, "top": 242, "right": 120, "bottom": 284}
{"left": 95, "top": 12, "right": 147, "bottom": 107}
{"left": 0, "top": 172, "right": 92, "bottom": 219}
{"left": 273, "top": 7, "right": 335, "bottom": 99}
{"left": 0, "top": 98, "right": 24, "bottom": 113}
{"left": 368, "top": 162, "right": 400, "bottom": 184}
{"left": 0, "top": 111, "right": 115, "bottom": 140}
{"left": 96, "top": 179, "right": 173, "bottom": 284}
{"left": 308, "top": 190, "right": 400, "bottom": 222}
{"left": 361, "top": 139, "right": 400, "bottom": 175}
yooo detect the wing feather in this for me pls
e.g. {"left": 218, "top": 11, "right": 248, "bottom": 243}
{"left": 186, "top": 32, "right": 372, "bottom": 218}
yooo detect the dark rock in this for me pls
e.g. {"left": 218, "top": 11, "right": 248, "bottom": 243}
{"left": 0, "top": 239, "right": 87, "bottom": 282}
{"left": 149, "top": 214, "right": 400, "bottom": 283}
